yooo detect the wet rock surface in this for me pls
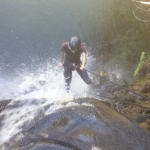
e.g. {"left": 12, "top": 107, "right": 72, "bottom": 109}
{"left": 0, "top": 99, "right": 11, "bottom": 113}
{"left": 140, "top": 82, "right": 150, "bottom": 93}
{"left": 1, "top": 72, "right": 150, "bottom": 150}
{"left": 91, "top": 71, "right": 150, "bottom": 132}
{"left": 139, "top": 63, "right": 150, "bottom": 77}
{"left": 1, "top": 98, "right": 150, "bottom": 150}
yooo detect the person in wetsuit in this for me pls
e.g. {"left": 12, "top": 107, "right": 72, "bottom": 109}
{"left": 60, "top": 36, "right": 91, "bottom": 92}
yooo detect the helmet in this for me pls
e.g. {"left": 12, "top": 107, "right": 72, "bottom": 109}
{"left": 69, "top": 36, "right": 81, "bottom": 50}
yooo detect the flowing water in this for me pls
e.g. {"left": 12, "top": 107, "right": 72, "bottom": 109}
{"left": 0, "top": 0, "right": 99, "bottom": 98}
{"left": 0, "top": 0, "right": 98, "bottom": 148}
{"left": 0, "top": 0, "right": 150, "bottom": 150}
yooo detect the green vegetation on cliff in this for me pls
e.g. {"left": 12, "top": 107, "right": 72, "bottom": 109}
{"left": 134, "top": 51, "right": 145, "bottom": 77}
{"left": 92, "top": 0, "right": 150, "bottom": 79}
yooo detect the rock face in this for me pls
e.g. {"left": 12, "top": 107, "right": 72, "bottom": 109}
{"left": 2, "top": 98, "right": 150, "bottom": 150}
{"left": 90, "top": 71, "right": 150, "bottom": 132}
{"left": 141, "top": 82, "right": 150, "bottom": 93}
{"left": 139, "top": 63, "right": 150, "bottom": 77}
{"left": 0, "top": 99, "right": 11, "bottom": 113}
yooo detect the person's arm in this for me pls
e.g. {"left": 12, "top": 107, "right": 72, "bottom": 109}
{"left": 60, "top": 51, "right": 65, "bottom": 67}
{"left": 80, "top": 52, "right": 87, "bottom": 70}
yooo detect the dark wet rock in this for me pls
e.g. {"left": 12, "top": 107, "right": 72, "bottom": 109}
{"left": 140, "top": 82, "right": 150, "bottom": 93}
{"left": 145, "top": 109, "right": 150, "bottom": 115}
{"left": 99, "top": 79, "right": 150, "bottom": 114}
{"left": 3, "top": 98, "right": 150, "bottom": 150}
{"left": 0, "top": 100, "right": 12, "bottom": 142}
{"left": 0, "top": 99, "right": 11, "bottom": 113}
{"left": 135, "top": 115, "right": 150, "bottom": 123}
{"left": 139, "top": 63, "right": 150, "bottom": 77}
{"left": 89, "top": 70, "right": 150, "bottom": 135}
{"left": 93, "top": 79, "right": 150, "bottom": 130}
{"left": 140, "top": 119, "right": 150, "bottom": 131}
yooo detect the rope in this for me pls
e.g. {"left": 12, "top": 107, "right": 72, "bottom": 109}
{"left": 85, "top": 91, "right": 150, "bottom": 110}
{"left": 85, "top": 69, "right": 149, "bottom": 100}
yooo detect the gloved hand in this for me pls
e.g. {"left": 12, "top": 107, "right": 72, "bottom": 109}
{"left": 73, "top": 64, "right": 79, "bottom": 70}
{"left": 64, "top": 63, "right": 79, "bottom": 71}
{"left": 68, "top": 64, "right": 79, "bottom": 71}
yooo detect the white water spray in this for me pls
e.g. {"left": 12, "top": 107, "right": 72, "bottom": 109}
{"left": 0, "top": 55, "right": 96, "bottom": 146}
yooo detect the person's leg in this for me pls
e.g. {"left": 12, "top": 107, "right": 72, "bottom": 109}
{"left": 76, "top": 68, "right": 91, "bottom": 84}
{"left": 63, "top": 63, "right": 72, "bottom": 92}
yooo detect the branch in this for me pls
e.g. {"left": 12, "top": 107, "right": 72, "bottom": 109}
{"left": 132, "top": 1, "right": 150, "bottom": 11}
{"left": 133, "top": 10, "right": 150, "bottom": 22}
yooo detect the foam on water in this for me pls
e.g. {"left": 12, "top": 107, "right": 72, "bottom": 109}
{"left": 0, "top": 55, "right": 96, "bottom": 146}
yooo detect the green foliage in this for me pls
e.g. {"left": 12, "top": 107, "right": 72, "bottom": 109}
{"left": 120, "top": 48, "right": 131, "bottom": 60}
{"left": 134, "top": 52, "right": 145, "bottom": 77}
{"left": 90, "top": 0, "right": 150, "bottom": 80}
{"left": 137, "top": 75, "right": 150, "bottom": 85}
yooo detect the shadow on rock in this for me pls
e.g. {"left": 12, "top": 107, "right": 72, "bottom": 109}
{"left": 3, "top": 98, "right": 150, "bottom": 150}
{"left": 0, "top": 99, "right": 12, "bottom": 113}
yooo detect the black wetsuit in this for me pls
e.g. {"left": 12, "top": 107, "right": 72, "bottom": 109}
{"left": 60, "top": 42, "right": 91, "bottom": 92}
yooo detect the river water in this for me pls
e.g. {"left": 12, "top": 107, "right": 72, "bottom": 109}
{"left": 1, "top": 1, "right": 150, "bottom": 150}
{"left": 0, "top": 0, "right": 100, "bottom": 147}
{"left": 0, "top": 0, "right": 102, "bottom": 98}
